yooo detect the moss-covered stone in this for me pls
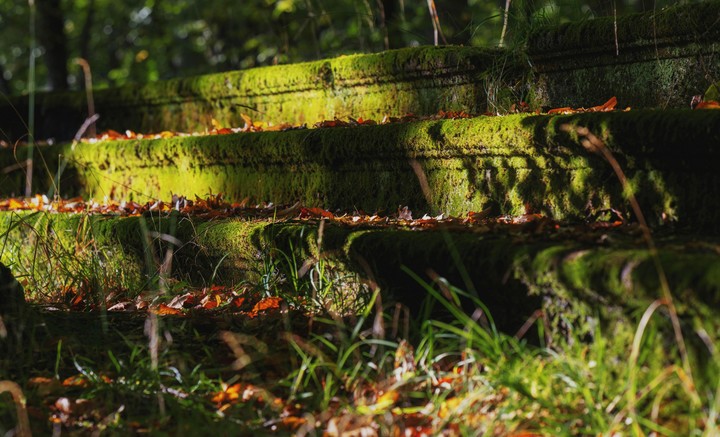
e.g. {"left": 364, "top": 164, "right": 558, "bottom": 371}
{"left": 706, "top": 81, "right": 720, "bottom": 102}
{"left": 2, "top": 211, "right": 719, "bottom": 343}
{"left": 4, "top": 110, "right": 719, "bottom": 230}
{"left": 529, "top": 1, "right": 720, "bottom": 108}
{"left": 0, "top": 46, "right": 523, "bottom": 142}
{"left": 529, "top": 2, "right": 720, "bottom": 55}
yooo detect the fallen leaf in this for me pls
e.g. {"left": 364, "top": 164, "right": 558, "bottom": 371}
{"left": 547, "top": 106, "right": 573, "bottom": 115}
{"left": 230, "top": 296, "right": 246, "bottom": 308}
{"left": 248, "top": 297, "right": 282, "bottom": 317}
{"left": 695, "top": 100, "right": 720, "bottom": 109}
{"left": 152, "top": 304, "right": 184, "bottom": 316}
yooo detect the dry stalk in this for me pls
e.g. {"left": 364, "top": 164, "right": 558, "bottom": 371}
{"left": 0, "top": 380, "right": 32, "bottom": 437}
{"left": 562, "top": 124, "right": 698, "bottom": 410}
{"left": 75, "top": 58, "right": 96, "bottom": 138}
{"left": 426, "top": 0, "right": 447, "bottom": 46}
{"left": 499, "top": 0, "right": 512, "bottom": 47}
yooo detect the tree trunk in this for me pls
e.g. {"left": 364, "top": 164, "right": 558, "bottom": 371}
{"left": 0, "top": 64, "right": 10, "bottom": 95}
{"left": 36, "top": 0, "right": 69, "bottom": 90}
{"left": 381, "top": 0, "right": 404, "bottom": 49}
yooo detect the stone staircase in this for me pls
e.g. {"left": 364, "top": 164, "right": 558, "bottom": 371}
{"left": 1, "top": 1, "right": 720, "bottom": 344}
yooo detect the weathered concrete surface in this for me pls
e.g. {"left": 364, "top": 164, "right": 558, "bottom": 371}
{"left": 3, "top": 110, "right": 719, "bottom": 230}
{"left": 1, "top": 210, "right": 719, "bottom": 340}
{"left": 0, "top": 46, "right": 522, "bottom": 142}
{"left": 529, "top": 1, "right": 720, "bottom": 109}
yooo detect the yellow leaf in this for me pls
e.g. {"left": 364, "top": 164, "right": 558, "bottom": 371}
{"left": 356, "top": 390, "right": 398, "bottom": 415}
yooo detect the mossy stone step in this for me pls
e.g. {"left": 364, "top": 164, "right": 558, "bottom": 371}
{"left": 1, "top": 210, "right": 718, "bottom": 342}
{"left": 2, "top": 2, "right": 718, "bottom": 144}
{"left": 0, "top": 46, "right": 520, "bottom": 143}
{"left": 529, "top": 1, "right": 720, "bottom": 109}
{"left": 3, "top": 110, "right": 720, "bottom": 230}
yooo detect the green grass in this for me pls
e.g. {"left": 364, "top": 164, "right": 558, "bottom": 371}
{"left": 1, "top": 253, "right": 717, "bottom": 435}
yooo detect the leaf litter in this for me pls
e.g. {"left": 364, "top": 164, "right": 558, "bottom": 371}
{"left": 69, "top": 97, "right": 629, "bottom": 144}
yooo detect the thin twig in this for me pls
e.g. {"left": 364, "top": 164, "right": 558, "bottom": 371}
{"left": 562, "top": 124, "right": 696, "bottom": 400}
{"left": 26, "top": 0, "right": 37, "bottom": 198}
{"left": 613, "top": 0, "right": 619, "bottom": 56}
{"left": 426, "top": 0, "right": 447, "bottom": 46}
{"left": 499, "top": 0, "right": 512, "bottom": 47}
{"left": 0, "top": 380, "right": 32, "bottom": 437}
{"left": 75, "top": 58, "right": 96, "bottom": 138}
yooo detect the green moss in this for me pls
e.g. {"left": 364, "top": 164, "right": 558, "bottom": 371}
{"left": 528, "top": 2, "right": 720, "bottom": 108}
{"left": 0, "top": 211, "right": 222, "bottom": 301}
{"left": 529, "top": 1, "right": 720, "bottom": 55}
{"left": 5, "top": 109, "right": 720, "bottom": 229}
{"left": 706, "top": 82, "right": 720, "bottom": 102}
{"left": 0, "top": 212, "right": 144, "bottom": 301}
{"left": 0, "top": 46, "right": 524, "bottom": 141}
{"left": 2, "top": 210, "right": 720, "bottom": 343}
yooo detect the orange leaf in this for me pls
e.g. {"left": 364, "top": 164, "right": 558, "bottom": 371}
{"left": 231, "top": 296, "right": 246, "bottom": 308}
{"left": 592, "top": 96, "right": 617, "bottom": 111}
{"left": 299, "top": 207, "right": 334, "bottom": 219}
{"left": 249, "top": 297, "right": 282, "bottom": 316}
{"left": 100, "top": 129, "right": 125, "bottom": 140}
{"left": 602, "top": 96, "right": 618, "bottom": 111}
{"left": 211, "top": 383, "right": 241, "bottom": 404}
{"left": 547, "top": 107, "right": 573, "bottom": 115}
{"left": 695, "top": 100, "right": 720, "bottom": 109}
{"left": 280, "top": 416, "right": 307, "bottom": 430}
{"left": 8, "top": 198, "right": 24, "bottom": 209}
{"left": 153, "top": 304, "right": 184, "bottom": 316}
{"left": 240, "top": 114, "right": 254, "bottom": 128}
{"left": 62, "top": 375, "right": 89, "bottom": 387}
{"left": 202, "top": 299, "right": 218, "bottom": 310}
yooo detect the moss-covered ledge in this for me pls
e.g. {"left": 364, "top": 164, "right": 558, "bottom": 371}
{"left": 1, "top": 211, "right": 719, "bottom": 341}
{"left": 4, "top": 109, "right": 719, "bottom": 230}
{"left": 0, "top": 46, "right": 523, "bottom": 142}
{"left": 528, "top": 1, "right": 720, "bottom": 108}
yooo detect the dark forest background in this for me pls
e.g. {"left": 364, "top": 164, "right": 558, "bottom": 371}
{"left": 0, "top": 0, "right": 700, "bottom": 95}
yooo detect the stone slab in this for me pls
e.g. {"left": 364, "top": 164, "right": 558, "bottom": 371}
{"left": 1, "top": 211, "right": 718, "bottom": 339}
{"left": 3, "top": 110, "right": 719, "bottom": 230}
{"left": 529, "top": 1, "right": 720, "bottom": 109}
{"left": 2, "top": 3, "right": 719, "bottom": 145}
{"left": 0, "top": 46, "right": 521, "bottom": 142}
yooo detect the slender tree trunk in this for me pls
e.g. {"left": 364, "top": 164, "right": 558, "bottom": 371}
{"left": 380, "top": 0, "right": 404, "bottom": 49}
{"left": 79, "top": 0, "right": 95, "bottom": 64}
{"left": 0, "top": 65, "right": 10, "bottom": 95}
{"left": 36, "top": 0, "right": 68, "bottom": 90}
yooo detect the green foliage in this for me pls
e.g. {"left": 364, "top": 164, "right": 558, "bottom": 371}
{"left": 0, "top": 0, "right": 704, "bottom": 95}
